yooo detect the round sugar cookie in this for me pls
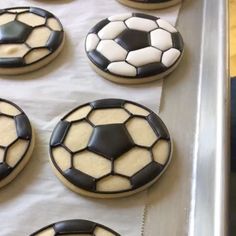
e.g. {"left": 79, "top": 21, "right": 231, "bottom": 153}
{"left": 85, "top": 13, "right": 184, "bottom": 84}
{"left": 0, "top": 98, "right": 34, "bottom": 188}
{"left": 117, "top": 0, "right": 181, "bottom": 10}
{"left": 0, "top": 7, "right": 65, "bottom": 75}
{"left": 30, "top": 219, "right": 120, "bottom": 236}
{"left": 49, "top": 99, "right": 172, "bottom": 198}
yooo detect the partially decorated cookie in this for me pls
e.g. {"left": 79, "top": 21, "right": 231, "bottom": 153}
{"left": 0, "top": 98, "right": 34, "bottom": 188}
{"left": 49, "top": 99, "right": 172, "bottom": 198}
{"left": 30, "top": 220, "right": 120, "bottom": 236}
{"left": 117, "top": 0, "right": 181, "bottom": 10}
{"left": 0, "top": 7, "right": 65, "bottom": 75}
{"left": 85, "top": 13, "right": 184, "bottom": 84}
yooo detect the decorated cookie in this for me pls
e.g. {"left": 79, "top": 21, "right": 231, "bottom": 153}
{"left": 30, "top": 220, "right": 120, "bottom": 236}
{"left": 117, "top": 0, "right": 181, "bottom": 10}
{"left": 0, "top": 98, "right": 34, "bottom": 188}
{"left": 49, "top": 99, "right": 172, "bottom": 198}
{"left": 85, "top": 13, "right": 183, "bottom": 84}
{"left": 0, "top": 7, "right": 65, "bottom": 75}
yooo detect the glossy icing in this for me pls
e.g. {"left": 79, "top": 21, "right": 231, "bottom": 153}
{"left": 50, "top": 99, "right": 172, "bottom": 196}
{"left": 0, "top": 7, "right": 64, "bottom": 68}
{"left": 86, "top": 13, "right": 184, "bottom": 80}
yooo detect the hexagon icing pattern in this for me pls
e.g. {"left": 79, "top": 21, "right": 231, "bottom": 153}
{"left": 0, "top": 101, "right": 21, "bottom": 116}
{"left": 96, "top": 175, "right": 131, "bottom": 192}
{"left": 114, "top": 148, "right": 152, "bottom": 177}
{"left": 0, "top": 44, "right": 29, "bottom": 58}
{"left": 52, "top": 147, "right": 71, "bottom": 171}
{"left": 64, "top": 121, "right": 93, "bottom": 152}
{"left": 108, "top": 13, "right": 132, "bottom": 21}
{"left": 24, "top": 48, "right": 50, "bottom": 64}
{"left": 162, "top": 48, "right": 181, "bottom": 67}
{"left": 157, "top": 19, "right": 177, "bottom": 33}
{"left": 5, "top": 139, "right": 29, "bottom": 167}
{"left": 97, "top": 40, "right": 127, "bottom": 61}
{"left": 0, "top": 116, "right": 17, "bottom": 147}
{"left": 98, "top": 21, "right": 126, "bottom": 40}
{"left": 125, "top": 17, "right": 157, "bottom": 32}
{"left": 127, "top": 47, "right": 162, "bottom": 67}
{"left": 47, "top": 18, "right": 62, "bottom": 31}
{"left": 73, "top": 151, "right": 111, "bottom": 178}
{"left": 65, "top": 105, "right": 92, "bottom": 122}
{"left": 150, "top": 29, "right": 173, "bottom": 51}
{"left": 152, "top": 139, "right": 170, "bottom": 165}
{"left": 0, "top": 13, "right": 15, "bottom": 25}
{"left": 86, "top": 33, "right": 100, "bottom": 52}
{"left": 89, "top": 108, "right": 129, "bottom": 125}
{"left": 126, "top": 117, "right": 157, "bottom": 147}
{"left": 26, "top": 27, "right": 51, "bottom": 48}
{"left": 107, "top": 61, "right": 137, "bottom": 77}
{"left": 17, "top": 12, "right": 45, "bottom": 27}
{"left": 124, "top": 103, "right": 150, "bottom": 116}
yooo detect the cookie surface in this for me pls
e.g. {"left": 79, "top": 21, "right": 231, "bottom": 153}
{"left": 117, "top": 0, "right": 181, "bottom": 10}
{"left": 0, "top": 7, "right": 65, "bottom": 75}
{"left": 49, "top": 99, "right": 172, "bottom": 198}
{"left": 0, "top": 98, "right": 34, "bottom": 188}
{"left": 86, "top": 13, "right": 184, "bottom": 84}
{"left": 30, "top": 219, "right": 120, "bottom": 236}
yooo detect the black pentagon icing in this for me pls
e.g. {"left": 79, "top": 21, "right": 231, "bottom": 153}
{"left": 54, "top": 220, "right": 96, "bottom": 234}
{"left": 30, "top": 7, "right": 53, "bottom": 18}
{"left": 87, "top": 50, "right": 110, "bottom": 70}
{"left": 147, "top": 113, "right": 170, "bottom": 140}
{"left": 89, "top": 18, "right": 110, "bottom": 34}
{"left": 46, "top": 31, "right": 64, "bottom": 52}
{"left": 171, "top": 32, "right": 184, "bottom": 51}
{"left": 137, "top": 62, "right": 167, "bottom": 77}
{"left": 0, "top": 21, "right": 32, "bottom": 43}
{"left": 64, "top": 168, "right": 96, "bottom": 191}
{"left": 115, "top": 29, "right": 149, "bottom": 51}
{"left": 88, "top": 124, "right": 134, "bottom": 160}
{"left": 0, "top": 163, "right": 12, "bottom": 181}
{"left": 131, "top": 162, "right": 163, "bottom": 189}
{"left": 0, "top": 58, "right": 25, "bottom": 68}
{"left": 50, "top": 121, "right": 70, "bottom": 147}
{"left": 132, "top": 13, "right": 158, "bottom": 21}
{"left": 90, "top": 99, "right": 125, "bottom": 109}
{"left": 15, "top": 113, "right": 32, "bottom": 140}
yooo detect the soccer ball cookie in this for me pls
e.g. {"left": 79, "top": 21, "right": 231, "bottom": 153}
{"left": 30, "top": 219, "right": 120, "bottom": 236}
{"left": 85, "top": 13, "right": 184, "bottom": 84}
{"left": 0, "top": 98, "right": 34, "bottom": 188}
{"left": 0, "top": 7, "right": 65, "bottom": 75}
{"left": 117, "top": 0, "right": 181, "bottom": 10}
{"left": 49, "top": 99, "right": 172, "bottom": 198}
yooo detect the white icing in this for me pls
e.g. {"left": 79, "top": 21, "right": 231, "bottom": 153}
{"left": 108, "top": 13, "right": 132, "bottom": 21}
{"left": 98, "top": 21, "right": 126, "bottom": 40}
{"left": 157, "top": 19, "right": 177, "bottom": 33}
{"left": 26, "top": 27, "right": 51, "bottom": 48}
{"left": 107, "top": 61, "right": 136, "bottom": 77}
{"left": 0, "top": 13, "right": 15, "bottom": 25}
{"left": 150, "top": 28, "right": 173, "bottom": 51}
{"left": 97, "top": 40, "right": 127, "bottom": 62}
{"left": 24, "top": 48, "right": 50, "bottom": 64}
{"left": 126, "top": 47, "right": 162, "bottom": 67}
{"left": 47, "top": 17, "right": 62, "bottom": 31}
{"left": 17, "top": 12, "right": 45, "bottom": 27}
{"left": 86, "top": 33, "right": 100, "bottom": 52}
{"left": 162, "top": 48, "right": 181, "bottom": 67}
{"left": 0, "top": 44, "right": 28, "bottom": 58}
{"left": 125, "top": 17, "right": 157, "bottom": 32}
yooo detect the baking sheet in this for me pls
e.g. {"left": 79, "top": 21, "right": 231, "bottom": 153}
{"left": 0, "top": 1, "right": 181, "bottom": 235}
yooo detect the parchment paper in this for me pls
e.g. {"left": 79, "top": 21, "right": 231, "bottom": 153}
{"left": 0, "top": 1, "right": 181, "bottom": 235}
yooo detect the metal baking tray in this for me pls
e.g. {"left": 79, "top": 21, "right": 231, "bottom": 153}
{"left": 144, "top": 0, "right": 229, "bottom": 235}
